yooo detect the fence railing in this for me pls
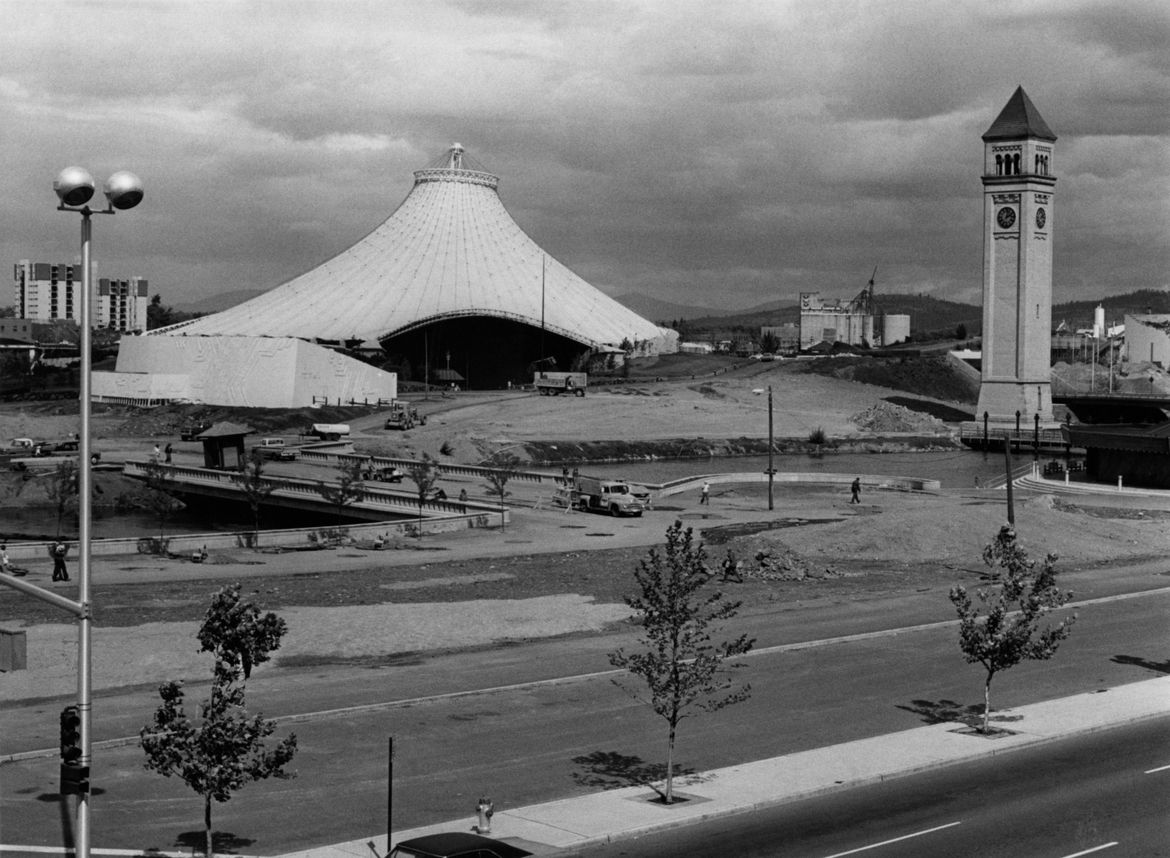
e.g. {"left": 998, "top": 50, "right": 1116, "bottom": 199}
{"left": 121, "top": 460, "right": 502, "bottom": 517}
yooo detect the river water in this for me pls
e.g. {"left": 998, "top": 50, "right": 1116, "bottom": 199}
{"left": 609, "top": 448, "right": 1019, "bottom": 489}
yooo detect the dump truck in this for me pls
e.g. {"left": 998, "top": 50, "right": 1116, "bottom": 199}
{"left": 573, "top": 474, "right": 644, "bottom": 517}
{"left": 534, "top": 371, "right": 586, "bottom": 397}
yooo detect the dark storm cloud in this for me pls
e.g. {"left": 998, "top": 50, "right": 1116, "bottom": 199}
{"left": 0, "top": 0, "right": 1165, "bottom": 313}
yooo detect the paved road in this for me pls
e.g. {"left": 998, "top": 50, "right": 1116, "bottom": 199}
{"left": 557, "top": 719, "right": 1170, "bottom": 857}
{"left": 1, "top": 589, "right": 1166, "bottom": 854}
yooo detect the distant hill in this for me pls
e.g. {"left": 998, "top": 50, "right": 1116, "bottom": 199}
{"left": 175, "top": 289, "right": 266, "bottom": 315}
{"left": 612, "top": 293, "right": 728, "bottom": 323}
{"left": 1053, "top": 289, "right": 1170, "bottom": 327}
{"left": 682, "top": 293, "right": 983, "bottom": 337}
{"left": 870, "top": 294, "right": 982, "bottom": 336}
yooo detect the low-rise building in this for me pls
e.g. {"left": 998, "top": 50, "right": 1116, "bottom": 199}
{"left": 1125, "top": 314, "right": 1170, "bottom": 368}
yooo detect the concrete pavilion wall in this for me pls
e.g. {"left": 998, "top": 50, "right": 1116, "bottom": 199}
{"left": 93, "top": 335, "right": 396, "bottom": 408}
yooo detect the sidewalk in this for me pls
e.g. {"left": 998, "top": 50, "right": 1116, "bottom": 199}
{"left": 277, "top": 677, "right": 1170, "bottom": 857}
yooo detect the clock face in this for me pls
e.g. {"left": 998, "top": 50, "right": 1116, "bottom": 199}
{"left": 1035, "top": 208, "right": 1047, "bottom": 229}
{"left": 996, "top": 207, "right": 1016, "bottom": 229}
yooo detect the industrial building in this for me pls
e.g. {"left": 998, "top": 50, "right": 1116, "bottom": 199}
{"left": 797, "top": 285, "right": 909, "bottom": 351}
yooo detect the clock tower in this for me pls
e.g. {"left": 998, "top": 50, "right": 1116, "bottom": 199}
{"left": 975, "top": 86, "right": 1057, "bottom": 427}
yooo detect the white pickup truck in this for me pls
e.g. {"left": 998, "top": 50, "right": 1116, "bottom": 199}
{"left": 252, "top": 438, "right": 298, "bottom": 461}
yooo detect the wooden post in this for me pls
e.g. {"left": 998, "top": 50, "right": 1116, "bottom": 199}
{"left": 387, "top": 736, "right": 394, "bottom": 851}
{"left": 1004, "top": 443, "right": 1015, "bottom": 526}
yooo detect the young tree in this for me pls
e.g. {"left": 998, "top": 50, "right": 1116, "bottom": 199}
{"left": 140, "top": 584, "right": 297, "bottom": 858}
{"left": 44, "top": 458, "right": 79, "bottom": 537}
{"left": 317, "top": 458, "right": 365, "bottom": 527}
{"left": 482, "top": 452, "right": 521, "bottom": 530}
{"left": 236, "top": 451, "right": 274, "bottom": 547}
{"left": 196, "top": 582, "right": 289, "bottom": 681}
{"left": 139, "top": 459, "right": 184, "bottom": 552}
{"left": 609, "top": 520, "right": 754, "bottom": 804}
{"left": 406, "top": 453, "right": 440, "bottom": 538}
{"left": 949, "top": 524, "right": 1077, "bottom": 734}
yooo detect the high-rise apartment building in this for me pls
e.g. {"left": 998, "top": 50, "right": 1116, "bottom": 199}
{"left": 96, "top": 276, "right": 150, "bottom": 332}
{"left": 13, "top": 260, "right": 148, "bottom": 332}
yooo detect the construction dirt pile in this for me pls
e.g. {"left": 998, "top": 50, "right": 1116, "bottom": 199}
{"left": 851, "top": 401, "right": 948, "bottom": 434}
{"left": 720, "top": 534, "right": 839, "bottom": 581}
{"left": 799, "top": 355, "right": 979, "bottom": 404}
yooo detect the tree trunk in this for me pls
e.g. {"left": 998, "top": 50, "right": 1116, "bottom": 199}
{"left": 983, "top": 671, "right": 993, "bottom": 735}
{"left": 204, "top": 792, "right": 213, "bottom": 857}
{"left": 664, "top": 722, "right": 676, "bottom": 804}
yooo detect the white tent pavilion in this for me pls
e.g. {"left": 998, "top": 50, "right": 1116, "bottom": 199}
{"left": 154, "top": 144, "right": 676, "bottom": 388}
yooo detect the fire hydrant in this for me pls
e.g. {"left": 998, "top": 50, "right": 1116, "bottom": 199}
{"left": 475, "top": 796, "right": 494, "bottom": 834}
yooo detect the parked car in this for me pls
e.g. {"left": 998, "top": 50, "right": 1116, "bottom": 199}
{"left": 252, "top": 438, "right": 298, "bottom": 461}
{"left": 390, "top": 832, "right": 532, "bottom": 858}
{"left": 180, "top": 422, "right": 212, "bottom": 441}
{"left": 361, "top": 465, "right": 404, "bottom": 483}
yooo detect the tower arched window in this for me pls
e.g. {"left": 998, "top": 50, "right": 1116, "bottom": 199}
{"left": 995, "top": 154, "right": 1003, "bottom": 175}
{"left": 1012, "top": 153, "right": 1021, "bottom": 174}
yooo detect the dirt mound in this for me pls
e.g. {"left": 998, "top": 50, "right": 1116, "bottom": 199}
{"left": 717, "top": 534, "right": 839, "bottom": 581}
{"left": 800, "top": 355, "right": 978, "bottom": 404}
{"left": 851, "top": 401, "right": 947, "bottom": 434}
{"left": 102, "top": 403, "right": 380, "bottom": 439}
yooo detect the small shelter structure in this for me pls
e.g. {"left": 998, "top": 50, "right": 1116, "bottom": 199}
{"left": 196, "top": 422, "right": 254, "bottom": 471}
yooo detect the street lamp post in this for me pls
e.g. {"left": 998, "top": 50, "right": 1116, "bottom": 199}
{"left": 766, "top": 385, "right": 774, "bottom": 511}
{"left": 753, "top": 386, "right": 775, "bottom": 511}
{"left": 54, "top": 166, "right": 143, "bottom": 858}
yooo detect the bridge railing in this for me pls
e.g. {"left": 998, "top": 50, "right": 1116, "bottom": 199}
{"left": 958, "top": 424, "right": 1069, "bottom": 448}
{"left": 121, "top": 460, "right": 501, "bottom": 517}
{"left": 297, "top": 449, "right": 554, "bottom": 485}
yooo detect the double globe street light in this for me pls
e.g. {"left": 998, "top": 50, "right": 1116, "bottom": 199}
{"left": 0, "top": 168, "right": 143, "bottom": 858}
{"left": 54, "top": 167, "right": 143, "bottom": 858}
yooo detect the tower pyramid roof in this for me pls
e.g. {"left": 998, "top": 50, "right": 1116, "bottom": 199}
{"left": 156, "top": 145, "right": 671, "bottom": 352}
{"left": 982, "top": 86, "right": 1057, "bottom": 142}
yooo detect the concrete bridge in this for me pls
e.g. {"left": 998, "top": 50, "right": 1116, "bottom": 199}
{"left": 1052, "top": 391, "right": 1170, "bottom": 424}
{"left": 121, "top": 460, "right": 507, "bottom": 522}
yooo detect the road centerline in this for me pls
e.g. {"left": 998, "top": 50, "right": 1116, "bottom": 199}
{"left": 820, "top": 820, "right": 962, "bottom": 857}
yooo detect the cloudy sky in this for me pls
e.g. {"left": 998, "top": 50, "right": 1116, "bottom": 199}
{"left": 2, "top": 0, "right": 1167, "bottom": 314}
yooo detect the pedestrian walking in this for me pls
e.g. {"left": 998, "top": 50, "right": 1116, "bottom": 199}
{"left": 164, "top": 442, "right": 173, "bottom": 463}
{"left": 51, "top": 540, "right": 69, "bottom": 582}
{"left": 700, "top": 481, "right": 710, "bottom": 505}
{"left": 152, "top": 442, "right": 161, "bottom": 462}
{"left": 850, "top": 477, "right": 861, "bottom": 504}
{"left": 0, "top": 543, "right": 11, "bottom": 576}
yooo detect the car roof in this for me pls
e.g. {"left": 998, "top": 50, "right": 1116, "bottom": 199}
{"left": 392, "top": 832, "right": 533, "bottom": 858}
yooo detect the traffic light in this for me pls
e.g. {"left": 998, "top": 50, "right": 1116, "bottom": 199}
{"left": 59, "top": 706, "right": 81, "bottom": 764}
{"left": 60, "top": 761, "right": 90, "bottom": 795}
{"left": 58, "top": 705, "right": 89, "bottom": 795}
